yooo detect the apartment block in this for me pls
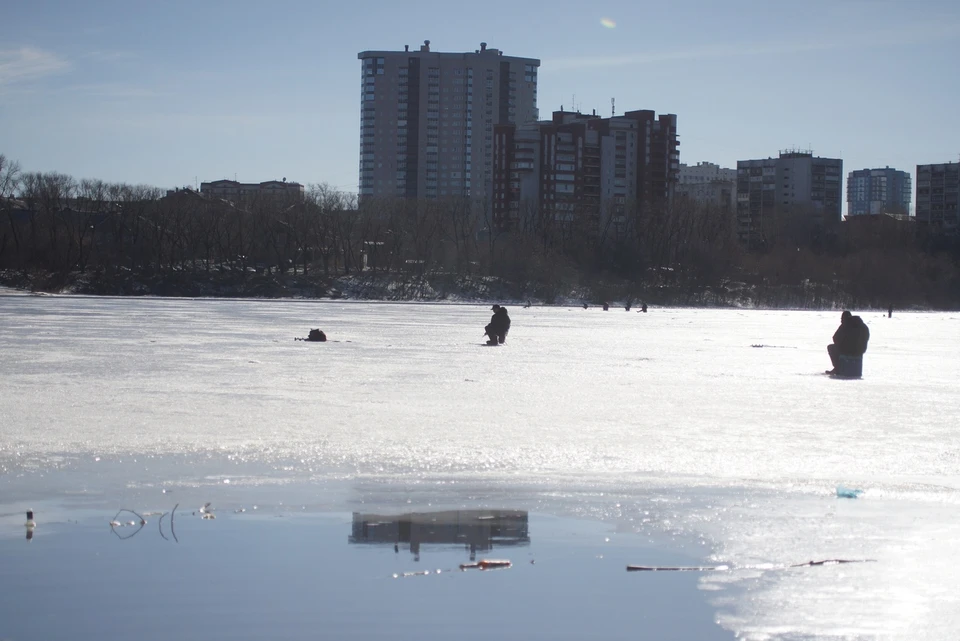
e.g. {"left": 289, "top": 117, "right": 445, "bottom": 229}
{"left": 493, "top": 111, "right": 602, "bottom": 232}
{"left": 357, "top": 41, "right": 539, "bottom": 203}
{"left": 736, "top": 150, "right": 842, "bottom": 245}
{"left": 847, "top": 167, "right": 911, "bottom": 217}
{"left": 677, "top": 161, "right": 737, "bottom": 211}
{"left": 492, "top": 108, "right": 679, "bottom": 236}
{"left": 915, "top": 162, "right": 960, "bottom": 231}
{"left": 199, "top": 179, "right": 305, "bottom": 203}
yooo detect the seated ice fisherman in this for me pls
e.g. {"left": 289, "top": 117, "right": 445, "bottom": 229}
{"left": 484, "top": 305, "right": 511, "bottom": 345}
{"left": 494, "top": 306, "right": 510, "bottom": 344}
{"left": 826, "top": 311, "right": 868, "bottom": 374}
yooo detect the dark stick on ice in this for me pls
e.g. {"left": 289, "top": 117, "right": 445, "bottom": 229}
{"left": 627, "top": 559, "right": 877, "bottom": 572}
{"left": 170, "top": 503, "right": 179, "bottom": 543}
{"left": 158, "top": 512, "right": 169, "bottom": 541}
{"left": 790, "top": 559, "right": 876, "bottom": 567}
{"left": 627, "top": 565, "right": 726, "bottom": 572}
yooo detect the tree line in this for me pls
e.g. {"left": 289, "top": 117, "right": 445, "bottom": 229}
{"left": 1, "top": 153, "right": 958, "bottom": 308}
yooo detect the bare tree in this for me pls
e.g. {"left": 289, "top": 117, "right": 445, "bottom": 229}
{"left": 0, "top": 154, "right": 21, "bottom": 199}
{"left": 19, "top": 171, "right": 77, "bottom": 272}
{"left": 442, "top": 196, "right": 481, "bottom": 275}
{"left": 0, "top": 154, "right": 24, "bottom": 265}
{"left": 73, "top": 179, "right": 111, "bottom": 271}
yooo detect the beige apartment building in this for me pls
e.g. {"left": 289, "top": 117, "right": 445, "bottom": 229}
{"left": 357, "top": 41, "right": 539, "bottom": 203}
{"left": 199, "top": 179, "right": 305, "bottom": 204}
{"left": 677, "top": 161, "right": 737, "bottom": 212}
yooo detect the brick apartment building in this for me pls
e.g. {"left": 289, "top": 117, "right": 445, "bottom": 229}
{"left": 492, "top": 108, "right": 679, "bottom": 236}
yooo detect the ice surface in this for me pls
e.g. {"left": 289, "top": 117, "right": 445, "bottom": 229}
{"left": 2, "top": 294, "right": 959, "bottom": 639}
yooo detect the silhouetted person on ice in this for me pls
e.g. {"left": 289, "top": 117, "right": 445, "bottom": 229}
{"left": 826, "top": 311, "right": 869, "bottom": 374}
{"left": 485, "top": 304, "right": 511, "bottom": 345}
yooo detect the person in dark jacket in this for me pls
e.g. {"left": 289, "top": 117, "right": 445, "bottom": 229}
{"left": 484, "top": 305, "right": 511, "bottom": 345}
{"left": 827, "top": 310, "right": 869, "bottom": 374}
{"left": 497, "top": 306, "right": 511, "bottom": 343}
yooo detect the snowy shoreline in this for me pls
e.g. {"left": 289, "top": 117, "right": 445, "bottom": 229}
{"left": 3, "top": 267, "right": 933, "bottom": 310}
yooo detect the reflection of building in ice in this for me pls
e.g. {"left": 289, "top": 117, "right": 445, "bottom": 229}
{"left": 349, "top": 510, "right": 529, "bottom": 560}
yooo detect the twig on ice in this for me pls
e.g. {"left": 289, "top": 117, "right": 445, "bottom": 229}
{"left": 170, "top": 503, "right": 179, "bottom": 543}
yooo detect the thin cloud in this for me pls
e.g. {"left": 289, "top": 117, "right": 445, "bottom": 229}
{"left": 546, "top": 20, "right": 960, "bottom": 71}
{"left": 84, "top": 50, "right": 140, "bottom": 64}
{"left": 0, "top": 47, "right": 70, "bottom": 86}
{"left": 61, "top": 82, "right": 164, "bottom": 99}
{"left": 79, "top": 109, "right": 285, "bottom": 132}
{"left": 547, "top": 41, "right": 831, "bottom": 71}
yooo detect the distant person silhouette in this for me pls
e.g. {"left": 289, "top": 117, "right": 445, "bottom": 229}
{"left": 641, "top": 303, "right": 648, "bottom": 313}
{"left": 888, "top": 305, "right": 893, "bottom": 318}
{"left": 826, "top": 311, "right": 869, "bottom": 374}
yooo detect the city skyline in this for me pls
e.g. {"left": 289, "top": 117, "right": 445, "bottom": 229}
{"left": 2, "top": 0, "right": 959, "bottom": 215}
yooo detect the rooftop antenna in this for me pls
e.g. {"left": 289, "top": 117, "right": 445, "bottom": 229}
{"left": 611, "top": 97, "right": 615, "bottom": 117}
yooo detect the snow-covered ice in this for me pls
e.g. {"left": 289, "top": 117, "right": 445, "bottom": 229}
{"left": 1, "top": 294, "right": 959, "bottom": 640}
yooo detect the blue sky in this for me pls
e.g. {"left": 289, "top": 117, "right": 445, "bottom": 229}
{"left": 2, "top": 0, "right": 959, "bottom": 206}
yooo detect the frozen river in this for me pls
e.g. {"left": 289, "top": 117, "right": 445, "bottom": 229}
{"left": 2, "top": 294, "right": 959, "bottom": 640}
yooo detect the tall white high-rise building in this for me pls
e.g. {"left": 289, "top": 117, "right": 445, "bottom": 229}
{"left": 358, "top": 41, "right": 539, "bottom": 203}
